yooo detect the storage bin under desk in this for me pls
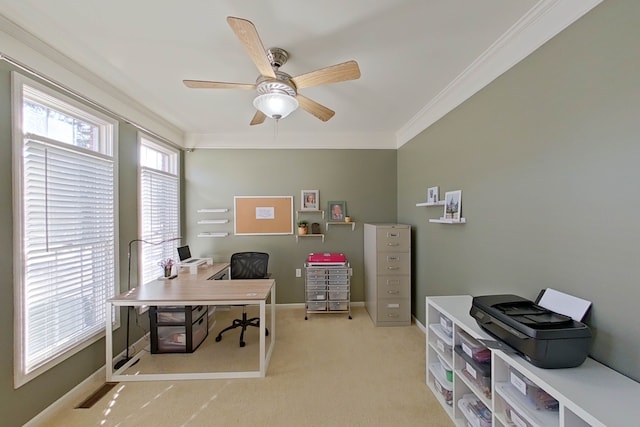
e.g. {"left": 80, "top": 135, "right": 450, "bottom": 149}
{"left": 150, "top": 305, "right": 208, "bottom": 354}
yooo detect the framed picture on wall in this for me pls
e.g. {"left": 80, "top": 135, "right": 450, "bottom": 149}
{"left": 301, "top": 190, "right": 319, "bottom": 211}
{"left": 427, "top": 186, "right": 439, "bottom": 203}
{"left": 328, "top": 201, "right": 347, "bottom": 221}
{"left": 443, "top": 190, "right": 462, "bottom": 221}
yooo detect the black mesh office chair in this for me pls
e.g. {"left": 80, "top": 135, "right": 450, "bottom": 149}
{"left": 215, "top": 252, "right": 270, "bottom": 347}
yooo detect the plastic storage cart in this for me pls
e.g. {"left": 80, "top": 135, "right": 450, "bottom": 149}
{"left": 304, "top": 262, "right": 352, "bottom": 319}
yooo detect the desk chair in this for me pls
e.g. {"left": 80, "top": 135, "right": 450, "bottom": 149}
{"left": 215, "top": 252, "right": 270, "bottom": 347}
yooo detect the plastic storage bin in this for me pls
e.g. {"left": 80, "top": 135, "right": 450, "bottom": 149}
{"left": 440, "top": 315, "right": 453, "bottom": 338}
{"left": 455, "top": 346, "right": 492, "bottom": 398}
{"left": 457, "top": 330, "right": 491, "bottom": 363}
{"left": 328, "top": 284, "right": 349, "bottom": 300}
{"left": 509, "top": 366, "right": 559, "bottom": 410}
{"left": 307, "top": 301, "right": 327, "bottom": 311}
{"left": 433, "top": 375, "right": 453, "bottom": 406}
{"left": 329, "top": 301, "right": 349, "bottom": 311}
{"left": 437, "top": 354, "right": 453, "bottom": 382}
{"left": 155, "top": 314, "right": 207, "bottom": 353}
{"left": 306, "top": 290, "right": 327, "bottom": 301}
{"left": 155, "top": 305, "right": 206, "bottom": 323}
{"left": 435, "top": 336, "right": 453, "bottom": 355}
{"left": 458, "top": 394, "right": 492, "bottom": 427}
{"left": 505, "top": 402, "right": 533, "bottom": 427}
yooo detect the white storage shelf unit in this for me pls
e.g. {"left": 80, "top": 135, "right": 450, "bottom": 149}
{"left": 426, "top": 295, "right": 640, "bottom": 427}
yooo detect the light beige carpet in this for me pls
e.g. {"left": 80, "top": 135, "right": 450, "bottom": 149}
{"left": 38, "top": 306, "right": 453, "bottom": 427}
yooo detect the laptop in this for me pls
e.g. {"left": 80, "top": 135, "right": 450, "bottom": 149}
{"left": 177, "top": 245, "right": 203, "bottom": 264}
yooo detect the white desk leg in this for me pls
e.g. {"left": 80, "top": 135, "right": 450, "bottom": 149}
{"left": 270, "top": 285, "right": 276, "bottom": 348}
{"left": 105, "top": 302, "right": 113, "bottom": 381}
{"left": 259, "top": 299, "right": 266, "bottom": 377}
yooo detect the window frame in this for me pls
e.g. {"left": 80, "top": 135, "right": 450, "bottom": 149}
{"left": 11, "top": 72, "right": 119, "bottom": 388}
{"left": 137, "top": 133, "right": 181, "bottom": 288}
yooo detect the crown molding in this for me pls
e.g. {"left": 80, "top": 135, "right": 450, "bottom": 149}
{"left": 395, "top": 0, "right": 603, "bottom": 148}
{"left": 185, "top": 131, "right": 395, "bottom": 150}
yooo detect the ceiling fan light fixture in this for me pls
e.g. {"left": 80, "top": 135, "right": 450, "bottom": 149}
{"left": 253, "top": 92, "right": 299, "bottom": 120}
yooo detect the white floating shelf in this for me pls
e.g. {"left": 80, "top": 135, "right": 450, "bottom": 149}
{"left": 428, "top": 218, "right": 466, "bottom": 224}
{"left": 296, "top": 234, "right": 325, "bottom": 242}
{"left": 326, "top": 222, "right": 356, "bottom": 231}
{"left": 416, "top": 201, "right": 445, "bottom": 206}
{"left": 197, "top": 232, "right": 229, "bottom": 237}
{"left": 197, "top": 219, "right": 229, "bottom": 224}
{"left": 197, "top": 208, "right": 228, "bottom": 213}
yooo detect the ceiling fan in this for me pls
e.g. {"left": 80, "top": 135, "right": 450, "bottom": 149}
{"left": 183, "top": 16, "right": 361, "bottom": 125}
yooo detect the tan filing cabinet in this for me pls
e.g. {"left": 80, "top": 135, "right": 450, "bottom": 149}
{"left": 364, "top": 223, "right": 412, "bottom": 326}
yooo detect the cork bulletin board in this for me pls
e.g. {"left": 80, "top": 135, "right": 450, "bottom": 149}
{"left": 234, "top": 196, "right": 294, "bottom": 235}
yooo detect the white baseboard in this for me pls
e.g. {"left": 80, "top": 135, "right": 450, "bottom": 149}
{"left": 413, "top": 316, "right": 426, "bottom": 334}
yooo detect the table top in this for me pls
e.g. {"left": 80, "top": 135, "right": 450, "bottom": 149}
{"left": 111, "top": 262, "right": 274, "bottom": 305}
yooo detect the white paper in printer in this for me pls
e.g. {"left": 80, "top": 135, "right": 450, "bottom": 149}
{"left": 537, "top": 288, "right": 592, "bottom": 321}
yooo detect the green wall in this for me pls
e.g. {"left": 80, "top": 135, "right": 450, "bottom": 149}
{"left": 184, "top": 149, "right": 398, "bottom": 304}
{"left": 398, "top": 0, "right": 640, "bottom": 381}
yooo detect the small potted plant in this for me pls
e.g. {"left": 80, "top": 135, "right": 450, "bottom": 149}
{"left": 297, "top": 220, "right": 309, "bottom": 235}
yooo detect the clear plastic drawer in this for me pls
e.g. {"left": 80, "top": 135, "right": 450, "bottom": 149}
{"left": 329, "top": 290, "right": 349, "bottom": 300}
{"left": 306, "top": 290, "right": 327, "bottom": 301}
{"left": 329, "top": 301, "right": 349, "bottom": 311}
{"left": 307, "top": 301, "right": 326, "bottom": 311}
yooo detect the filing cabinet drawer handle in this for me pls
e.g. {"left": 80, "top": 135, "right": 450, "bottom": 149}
{"left": 387, "top": 290, "right": 400, "bottom": 295}
{"left": 387, "top": 280, "right": 400, "bottom": 285}
{"left": 386, "top": 303, "right": 400, "bottom": 308}
{"left": 387, "top": 266, "right": 400, "bottom": 270}
{"left": 387, "top": 313, "right": 399, "bottom": 318}
{"left": 386, "top": 243, "right": 400, "bottom": 246}
{"left": 387, "top": 232, "right": 400, "bottom": 237}
{"left": 387, "top": 256, "right": 400, "bottom": 261}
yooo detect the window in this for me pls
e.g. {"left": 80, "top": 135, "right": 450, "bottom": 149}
{"left": 139, "top": 135, "right": 180, "bottom": 286}
{"left": 12, "top": 73, "right": 118, "bottom": 387}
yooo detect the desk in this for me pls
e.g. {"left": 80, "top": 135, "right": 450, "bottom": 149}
{"left": 106, "top": 263, "right": 275, "bottom": 381}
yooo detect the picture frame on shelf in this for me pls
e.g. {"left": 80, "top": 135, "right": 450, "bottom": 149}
{"left": 328, "top": 201, "right": 347, "bottom": 221}
{"left": 427, "top": 186, "right": 439, "bottom": 203}
{"left": 301, "top": 190, "right": 319, "bottom": 211}
{"left": 443, "top": 190, "right": 462, "bottom": 221}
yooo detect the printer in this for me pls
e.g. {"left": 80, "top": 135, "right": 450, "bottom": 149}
{"left": 470, "top": 294, "right": 592, "bottom": 368}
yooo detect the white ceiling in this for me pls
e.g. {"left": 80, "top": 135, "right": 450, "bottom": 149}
{"left": 0, "top": 0, "right": 600, "bottom": 149}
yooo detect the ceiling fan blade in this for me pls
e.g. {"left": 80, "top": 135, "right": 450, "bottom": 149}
{"left": 292, "top": 60, "right": 361, "bottom": 90}
{"left": 227, "top": 16, "right": 276, "bottom": 79}
{"left": 183, "top": 80, "right": 255, "bottom": 90}
{"left": 297, "top": 94, "right": 335, "bottom": 122}
{"left": 250, "top": 110, "right": 266, "bottom": 126}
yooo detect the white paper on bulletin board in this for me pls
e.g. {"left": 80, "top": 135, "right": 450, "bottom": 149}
{"left": 256, "top": 207, "right": 275, "bottom": 219}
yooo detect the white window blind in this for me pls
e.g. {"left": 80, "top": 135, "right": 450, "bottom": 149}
{"left": 139, "top": 137, "right": 180, "bottom": 285}
{"left": 13, "top": 73, "right": 118, "bottom": 387}
{"left": 23, "top": 139, "right": 116, "bottom": 367}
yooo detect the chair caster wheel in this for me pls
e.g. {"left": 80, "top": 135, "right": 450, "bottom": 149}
{"left": 240, "top": 341, "right": 246, "bottom": 347}
{"left": 305, "top": 316, "right": 308, "bottom": 320}
{"left": 266, "top": 329, "right": 269, "bottom": 336}
{"left": 215, "top": 336, "right": 222, "bottom": 342}
{"left": 349, "top": 316, "right": 352, "bottom": 319}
